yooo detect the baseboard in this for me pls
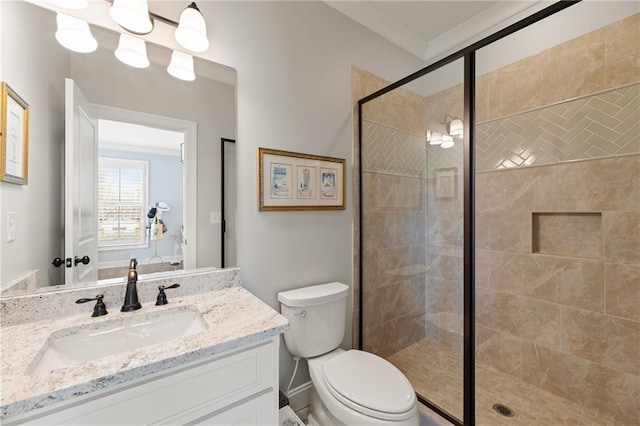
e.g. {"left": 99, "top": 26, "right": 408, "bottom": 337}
{"left": 287, "top": 381, "right": 312, "bottom": 412}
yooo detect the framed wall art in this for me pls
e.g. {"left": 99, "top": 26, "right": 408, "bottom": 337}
{"left": 258, "top": 147, "right": 345, "bottom": 211}
{"left": 1, "top": 82, "right": 29, "bottom": 185}
{"left": 434, "top": 167, "right": 457, "bottom": 200}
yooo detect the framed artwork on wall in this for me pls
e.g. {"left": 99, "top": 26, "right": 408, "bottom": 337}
{"left": 1, "top": 82, "right": 29, "bottom": 185}
{"left": 258, "top": 147, "right": 345, "bottom": 211}
{"left": 434, "top": 167, "right": 457, "bottom": 200}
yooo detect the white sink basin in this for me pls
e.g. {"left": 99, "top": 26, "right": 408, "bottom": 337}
{"left": 30, "top": 308, "right": 208, "bottom": 375}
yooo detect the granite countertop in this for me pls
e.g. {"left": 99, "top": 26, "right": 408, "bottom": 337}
{"left": 0, "top": 286, "right": 289, "bottom": 420}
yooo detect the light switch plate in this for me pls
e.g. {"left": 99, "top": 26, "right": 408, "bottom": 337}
{"left": 6, "top": 211, "right": 16, "bottom": 242}
{"left": 210, "top": 211, "right": 222, "bottom": 224}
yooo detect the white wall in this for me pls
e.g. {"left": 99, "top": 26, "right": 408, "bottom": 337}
{"left": 0, "top": 2, "right": 68, "bottom": 288}
{"left": 192, "top": 1, "right": 423, "bottom": 388}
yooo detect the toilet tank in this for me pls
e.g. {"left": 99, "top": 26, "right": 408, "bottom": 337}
{"left": 277, "top": 282, "right": 348, "bottom": 358}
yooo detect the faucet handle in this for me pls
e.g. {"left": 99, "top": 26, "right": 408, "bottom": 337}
{"left": 155, "top": 284, "right": 180, "bottom": 305}
{"left": 76, "top": 295, "right": 108, "bottom": 317}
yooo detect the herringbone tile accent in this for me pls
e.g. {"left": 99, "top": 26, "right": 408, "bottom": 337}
{"left": 362, "top": 121, "right": 426, "bottom": 177}
{"left": 476, "top": 83, "right": 640, "bottom": 171}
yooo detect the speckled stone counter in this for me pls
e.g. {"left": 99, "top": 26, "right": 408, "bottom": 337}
{"left": 0, "top": 269, "right": 288, "bottom": 420}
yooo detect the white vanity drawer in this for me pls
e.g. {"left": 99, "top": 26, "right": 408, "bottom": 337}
{"left": 8, "top": 338, "right": 278, "bottom": 425}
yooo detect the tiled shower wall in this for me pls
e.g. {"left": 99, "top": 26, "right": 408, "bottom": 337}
{"left": 354, "top": 12, "right": 639, "bottom": 424}
{"left": 356, "top": 69, "right": 431, "bottom": 357}
{"left": 427, "top": 14, "right": 639, "bottom": 424}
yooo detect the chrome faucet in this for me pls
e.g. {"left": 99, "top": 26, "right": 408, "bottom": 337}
{"left": 121, "top": 258, "right": 142, "bottom": 312}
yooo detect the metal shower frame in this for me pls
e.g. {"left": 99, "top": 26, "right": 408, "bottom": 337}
{"left": 357, "top": 2, "right": 581, "bottom": 424}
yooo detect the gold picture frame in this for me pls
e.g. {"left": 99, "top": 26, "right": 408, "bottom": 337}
{"left": 1, "top": 82, "right": 29, "bottom": 185}
{"left": 258, "top": 147, "right": 346, "bottom": 211}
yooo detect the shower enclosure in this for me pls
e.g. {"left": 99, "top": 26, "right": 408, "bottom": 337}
{"left": 357, "top": 2, "right": 639, "bottom": 425}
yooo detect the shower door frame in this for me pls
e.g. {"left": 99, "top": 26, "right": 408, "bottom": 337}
{"left": 357, "top": 2, "right": 581, "bottom": 425}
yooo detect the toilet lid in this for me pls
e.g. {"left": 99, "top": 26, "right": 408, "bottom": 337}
{"left": 322, "top": 350, "right": 416, "bottom": 420}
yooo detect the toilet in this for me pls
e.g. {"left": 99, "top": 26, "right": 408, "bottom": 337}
{"left": 278, "top": 282, "right": 419, "bottom": 426}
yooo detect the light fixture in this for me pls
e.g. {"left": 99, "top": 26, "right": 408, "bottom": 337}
{"left": 429, "top": 131, "right": 443, "bottom": 145}
{"left": 52, "top": 1, "right": 207, "bottom": 81}
{"left": 448, "top": 118, "right": 464, "bottom": 137}
{"left": 109, "top": 0, "right": 153, "bottom": 35}
{"left": 114, "top": 34, "right": 150, "bottom": 68}
{"left": 46, "top": 0, "right": 88, "bottom": 9}
{"left": 167, "top": 51, "right": 196, "bottom": 81}
{"left": 55, "top": 13, "right": 97, "bottom": 53}
{"left": 441, "top": 134, "right": 455, "bottom": 149}
{"left": 175, "top": 2, "right": 210, "bottom": 53}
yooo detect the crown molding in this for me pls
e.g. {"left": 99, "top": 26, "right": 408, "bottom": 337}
{"left": 325, "top": 1, "right": 428, "bottom": 60}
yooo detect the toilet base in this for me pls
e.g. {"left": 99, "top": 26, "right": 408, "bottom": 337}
{"left": 309, "top": 385, "right": 420, "bottom": 426}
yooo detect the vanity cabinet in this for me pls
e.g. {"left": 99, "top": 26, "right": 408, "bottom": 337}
{"left": 3, "top": 337, "right": 279, "bottom": 425}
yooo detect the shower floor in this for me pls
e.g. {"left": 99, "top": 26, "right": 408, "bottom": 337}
{"left": 388, "top": 338, "right": 616, "bottom": 425}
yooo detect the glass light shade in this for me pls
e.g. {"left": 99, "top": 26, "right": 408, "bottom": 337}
{"left": 167, "top": 51, "right": 196, "bottom": 81}
{"left": 114, "top": 34, "right": 150, "bottom": 69}
{"left": 55, "top": 13, "right": 97, "bottom": 53}
{"left": 429, "top": 131, "right": 443, "bottom": 145}
{"left": 448, "top": 118, "right": 464, "bottom": 137}
{"left": 109, "top": 0, "right": 153, "bottom": 34}
{"left": 175, "top": 3, "right": 210, "bottom": 53}
{"left": 46, "top": 0, "right": 88, "bottom": 9}
{"left": 441, "top": 134, "right": 455, "bottom": 149}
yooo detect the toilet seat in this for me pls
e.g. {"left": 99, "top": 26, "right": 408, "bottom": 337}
{"left": 321, "top": 350, "right": 416, "bottom": 421}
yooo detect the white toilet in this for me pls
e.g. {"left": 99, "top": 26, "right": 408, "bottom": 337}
{"left": 278, "top": 282, "right": 419, "bottom": 426}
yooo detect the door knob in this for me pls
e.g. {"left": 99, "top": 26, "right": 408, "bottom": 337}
{"left": 52, "top": 257, "right": 65, "bottom": 268}
{"left": 74, "top": 255, "right": 90, "bottom": 266}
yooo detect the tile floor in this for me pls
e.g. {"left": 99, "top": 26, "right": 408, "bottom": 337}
{"left": 390, "top": 338, "right": 617, "bottom": 426}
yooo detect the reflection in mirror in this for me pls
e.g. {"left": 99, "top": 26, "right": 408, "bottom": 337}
{"left": 0, "top": 0, "right": 237, "bottom": 297}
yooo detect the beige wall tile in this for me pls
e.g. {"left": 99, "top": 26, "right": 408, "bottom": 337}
{"left": 605, "top": 22, "right": 640, "bottom": 88}
{"left": 476, "top": 325, "right": 523, "bottom": 377}
{"left": 556, "top": 258, "right": 605, "bottom": 313}
{"left": 606, "top": 263, "right": 640, "bottom": 321}
{"left": 476, "top": 211, "right": 531, "bottom": 253}
{"left": 425, "top": 275, "right": 462, "bottom": 316}
{"left": 532, "top": 213, "right": 603, "bottom": 259}
{"left": 476, "top": 288, "right": 560, "bottom": 348}
{"left": 476, "top": 250, "right": 557, "bottom": 303}
{"left": 363, "top": 278, "right": 425, "bottom": 327}
{"left": 558, "top": 155, "right": 640, "bottom": 212}
{"left": 362, "top": 313, "right": 426, "bottom": 358}
{"left": 561, "top": 306, "right": 640, "bottom": 376}
{"left": 605, "top": 211, "right": 640, "bottom": 266}
{"left": 425, "top": 252, "right": 463, "bottom": 283}
{"left": 522, "top": 342, "right": 640, "bottom": 425}
{"left": 476, "top": 165, "right": 559, "bottom": 212}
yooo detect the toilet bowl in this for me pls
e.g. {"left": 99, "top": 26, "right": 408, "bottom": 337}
{"left": 307, "top": 349, "right": 419, "bottom": 425}
{"left": 277, "top": 282, "right": 419, "bottom": 426}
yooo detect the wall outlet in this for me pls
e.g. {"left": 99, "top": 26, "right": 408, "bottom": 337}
{"left": 6, "top": 211, "right": 16, "bottom": 242}
{"left": 210, "top": 211, "right": 222, "bottom": 224}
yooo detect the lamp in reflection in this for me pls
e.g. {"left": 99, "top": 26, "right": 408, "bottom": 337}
{"left": 55, "top": 13, "right": 97, "bottom": 53}
{"left": 167, "top": 51, "right": 196, "bottom": 81}
{"left": 440, "top": 134, "right": 455, "bottom": 149}
{"left": 175, "top": 2, "right": 209, "bottom": 53}
{"left": 429, "top": 131, "right": 443, "bottom": 145}
{"left": 425, "top": 115, "right": 464, "bottom": 149}
{"left": 114, "top": 34, "right": 150, "bottom": 69}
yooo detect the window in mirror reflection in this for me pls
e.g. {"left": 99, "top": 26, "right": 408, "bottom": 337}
{"left": 97, "top": 157, "right": 148, "bottom": 248}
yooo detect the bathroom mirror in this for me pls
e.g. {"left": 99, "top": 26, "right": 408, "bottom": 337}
{"left": 0, "top": 1, "right": 237, "bottom": 296}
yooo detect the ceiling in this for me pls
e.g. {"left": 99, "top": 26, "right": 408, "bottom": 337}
{"left": 325, "top": 1, "right": 544, "bottom": 61}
